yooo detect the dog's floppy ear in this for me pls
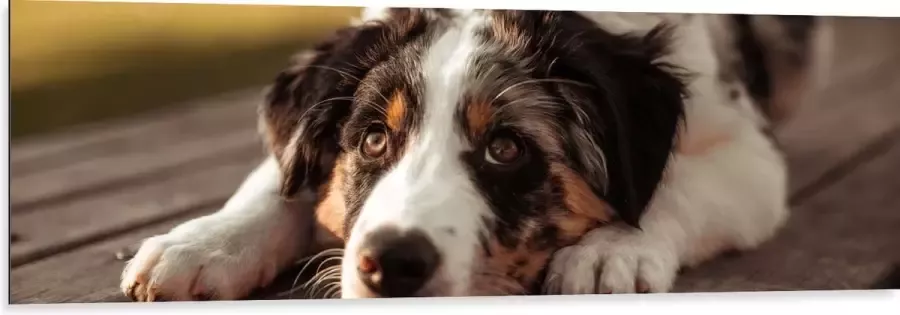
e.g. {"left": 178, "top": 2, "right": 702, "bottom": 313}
{"left": 260, "top": 9, "right": 431, "bottom": 197}
{"left": 549, "top": 14, "right": 688, "bottom": 227}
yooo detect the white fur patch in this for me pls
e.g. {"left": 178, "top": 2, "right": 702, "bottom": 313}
{"left": 340, "top": 11, "right": 493, "bottom": 298}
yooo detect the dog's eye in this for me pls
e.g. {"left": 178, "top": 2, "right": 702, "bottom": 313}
{"left": 485, "top": 135, "right": 522, "bottom": 165}
{"left": 362, "top": 130, "right": 388, "bottom": 158}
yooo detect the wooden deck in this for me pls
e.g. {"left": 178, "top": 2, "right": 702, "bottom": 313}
{"left": 9, "top": 16, "right": 900, "bottom": 304}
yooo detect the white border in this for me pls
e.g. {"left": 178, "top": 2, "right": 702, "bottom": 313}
{"left": 33, "top": 0, "right": 900, "bottom": 17}
{"left": 3, "top": 291, "right": 900, "bottom": 314}
{"left": 3, "top": 0, "right": 13, "bottom": 310}
{"left": 4, "top": 0, "right": 900, "bottom": 314}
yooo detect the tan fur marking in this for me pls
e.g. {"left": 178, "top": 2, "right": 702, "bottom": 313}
{"left": 386, "top": 91, "right": 406, "bottom": 130}
{"left": 552, "top": 164, "right": 614, "bottom": 223}
{"left": 466, "top": 101, "right": 494, "bottom": 139}
{"left": 310, "top": 155, "right": 348, "bottom": 253}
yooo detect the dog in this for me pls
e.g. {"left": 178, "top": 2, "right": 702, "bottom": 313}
{"left": 120, "top": 8, "right": 817, "bottom": 300}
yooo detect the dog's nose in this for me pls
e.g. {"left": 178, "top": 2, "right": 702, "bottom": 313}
{"left": 356, "top": 227, "right": 440, "bottom": 297}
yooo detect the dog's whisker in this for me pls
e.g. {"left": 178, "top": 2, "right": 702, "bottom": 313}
{"left": 491, "top": 78, "right": 592, "bottom": 104}
{"left": 365, "top": 85, "right": 393, "bottom": 106}
{"left": 286, "top": 249, "right": 345, "bottom": 298}
{"left": 301, "top": 269, "right": 340, "bottom": 296}
{"left": 294, "top": 96, "right": 356, "bottom": 125}
{"left": 311, "top": 281, "right": 341, "bottom": 299}
{"left": 316, "top": 279, "right": 342, "bottom": 298}
{"left": 300, "top": 251, "right": 343, "bottom": 273}
{"left": 292, "top": 251, "right": 340, "bottom": 284}
{"left": 298, "top": 264, "right": 343, "bottom": 299}
{"left": 307, "top": 270, "right": 341, "bottom": 289}
{"left": 313, "top": 257, "right": 344, "bottom": 275}
{"left": 304, "top": 63, "right": 390, "bottom": 105}
{"left": 354, "top": 98, "right": 390, "bottom": 117}
{"left": 322, "top": 282, "right": 343, "bottom": 299}
{"left": 313, "top": 248, "right": 347, "bottom": 257}
{"left": 300, "top": 65, "right": 364, "bottom": 84}
{"left": 304, "top": 270, "right": 338, "bottom": 299}
{"left": 502, "top": 95, "right": 564, "bottom": 107}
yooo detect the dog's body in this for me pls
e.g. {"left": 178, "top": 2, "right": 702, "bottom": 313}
{"left": 121, "top": 9, "right": 816, "bottom": 300}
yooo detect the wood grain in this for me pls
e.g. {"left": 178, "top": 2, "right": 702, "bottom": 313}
{"left": 11, "top": 88, "right": 260, "bottom": 172}
{"left": 11, "top": 128, "right": 261, "bottom": 212}
{"left": 10, "top": 210, "right": 216, "bottom": 304}
{"left": 10, "top": 153, "right": 263, "bottom": 267}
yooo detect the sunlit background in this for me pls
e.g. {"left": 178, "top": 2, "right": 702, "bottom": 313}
{"left": 10, "top": 0, "right": 359, "bottom": 139}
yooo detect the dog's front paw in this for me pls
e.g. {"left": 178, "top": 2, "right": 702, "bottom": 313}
{"left": 542, "top": 225, "right": 679, "bottom": 294}
{"left": 120, "top": 217, "right": 279, "bottom": 301}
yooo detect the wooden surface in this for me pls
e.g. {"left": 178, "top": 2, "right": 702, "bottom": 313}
{"left": 9, "top": 16, "right": 900, "bottom": 304}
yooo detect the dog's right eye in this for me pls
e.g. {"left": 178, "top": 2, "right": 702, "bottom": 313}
{"left": 485, "top": 132, "right": 526, "bottom": 167}
{"left": 362, "top": 129, "right": 389, "bottom": 158}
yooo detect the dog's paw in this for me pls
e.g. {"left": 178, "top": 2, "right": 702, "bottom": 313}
{"left": 542, "top": 225, "right": 680, "bottom": 294}
{"left": 120, "top": 216, "right": 279, "bottom": 301}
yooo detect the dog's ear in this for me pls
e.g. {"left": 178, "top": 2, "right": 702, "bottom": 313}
{"left": 549, "top": 15, "right": 688, "bottom": 227}
{"left": 260, "top": 9, "right": 431, "bottom": 197}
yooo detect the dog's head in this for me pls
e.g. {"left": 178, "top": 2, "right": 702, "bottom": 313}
{"left": 261, "top": 9, "right": 686, "bottom": 298}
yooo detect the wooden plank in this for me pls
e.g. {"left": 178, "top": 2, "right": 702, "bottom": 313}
{"left": 10, "top": 151, "right": 263, "bottom": 267}
{"left": 10, "top": 88, "right": 261, "bottom": 177}
{"left": 10, "top": 127, "right": 261, "bottom": 212}
{"left": 10, "top": 209, "right": 216, "bottom": 304}
{"left": 674, "top": 128, "right": 900, "bottom": 292}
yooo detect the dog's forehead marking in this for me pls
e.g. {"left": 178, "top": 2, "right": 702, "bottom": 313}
{"left": 464, "top": 99, "right": 493, "bottom": 140}
{"left": 418, "top": 11, "right": 488, "bottom": 153}
{"left": 385, "top": 91, "right": 407, "bottom": 131}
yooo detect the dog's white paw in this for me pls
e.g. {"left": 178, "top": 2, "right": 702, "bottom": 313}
{"left": 542, "top": 225, "right": 680, "bottom": 294}
{"left": 120, "top": 216, "right": 280, "bottom": 301}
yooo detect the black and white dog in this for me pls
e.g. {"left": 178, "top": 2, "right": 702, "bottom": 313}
{"left": 121, "top": 8, "right": 817, "bottom": 300}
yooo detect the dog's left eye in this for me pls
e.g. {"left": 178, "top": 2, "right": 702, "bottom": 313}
{"left": 362, "top": 129, "right": 389, "bottom": 158}
{"left": 485, "top": 135, "right": 523, "bottom": 165}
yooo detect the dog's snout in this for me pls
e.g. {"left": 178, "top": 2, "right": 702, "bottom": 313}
{"left": 356, "top": 227, "right": 440, "bottom": 297}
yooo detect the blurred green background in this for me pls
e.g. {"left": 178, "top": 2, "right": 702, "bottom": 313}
{"left": 10, "top": 0, "right": 360, "bottom": 140}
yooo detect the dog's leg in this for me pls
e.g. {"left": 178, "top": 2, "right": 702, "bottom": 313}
{"left": 543, "top": 124, "right": 789, "bottom": 294}
{"left": 121, "top": 155, "right": 315, "bottom": 301}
